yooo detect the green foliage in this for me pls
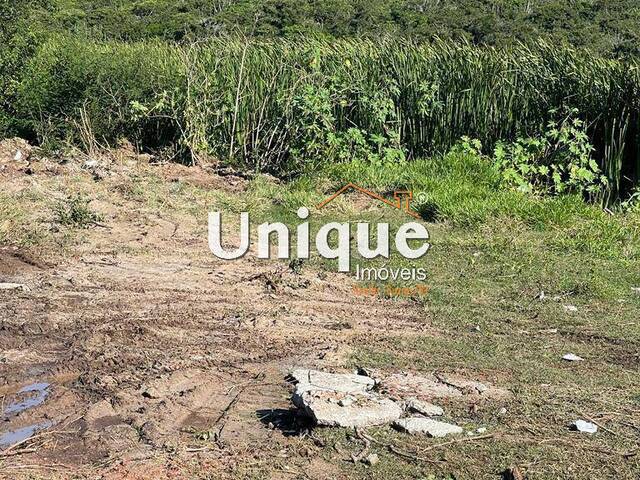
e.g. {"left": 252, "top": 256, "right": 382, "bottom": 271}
{"left": 22, "top": 0, "right": 640, "bottom": 60}
{"left": 54, "top": 194, "right": 102, "bottom": 228}
{"left": 288, "top": 83, "right": 405, "bottom": 172}
{"left": 325, "top": 152, "right": 640, "bottom": 259}
{"left": 8, "top": 36, "right": 640, "bottom": 201}
{"left": 492, "top": 111, "right": 608, "bottom": 197}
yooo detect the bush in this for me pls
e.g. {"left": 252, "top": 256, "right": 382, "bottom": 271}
{"left": 492, "top": 111, "right": 608, "bottom": 197}
{"left": 54, "top": 194, "right": 102, "bottom": 228}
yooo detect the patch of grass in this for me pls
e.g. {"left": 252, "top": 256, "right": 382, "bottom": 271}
{"left": 53, "top": 193, "right": 102, "bottom": 228}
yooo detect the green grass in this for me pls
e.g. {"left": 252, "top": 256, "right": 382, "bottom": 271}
{"left": 209, "top": 153, "right": 640, "bottom": 478}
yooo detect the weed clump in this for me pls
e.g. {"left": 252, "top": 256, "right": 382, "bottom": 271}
{"left": 54, "top": 194, "right": 102, "bottom": 228}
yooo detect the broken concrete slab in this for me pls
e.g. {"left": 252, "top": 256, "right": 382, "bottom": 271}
{"left": 293, "top": 388, "right": 402, "bottom": 427}
{"left": 378, "top": 372, "right": 463, "bottom": 400}
{"left": 393, "top": 417, "right": 463, "bottom": 437}
{"left": 406, "top": 398, "right": 444, "bottom": 416}
{"left": 289, "top": 369, "right": 401, "bottom": 427}
{"left": 290, "top": 369, "right": 375, "bottom": 395}
{"left": 434, "top": 374, "right": 488, "bottom": 394}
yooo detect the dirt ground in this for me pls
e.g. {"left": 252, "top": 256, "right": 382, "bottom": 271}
{"left": 0, "top": 143, "right": 460, "bottom": 479}
{"left": 2, "top": 141, "right": 639, "bottom": 480}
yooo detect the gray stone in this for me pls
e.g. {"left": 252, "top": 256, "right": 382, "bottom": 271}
{"left": 393, "top": 417, "right": 463, "bottom": 437}
{"left": 406, "top": 398, "right": 444, "bottom": 416}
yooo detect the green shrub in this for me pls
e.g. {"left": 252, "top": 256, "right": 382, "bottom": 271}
{"left": 492, "top": 111, "right": 608, "bottom": 197}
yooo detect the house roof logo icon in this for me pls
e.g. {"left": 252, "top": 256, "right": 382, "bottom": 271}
{"left": 316, "top": 183, "right": 421, "bottom": 220}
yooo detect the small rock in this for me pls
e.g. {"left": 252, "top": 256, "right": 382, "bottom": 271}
{"left": 393, "top": 417, "right": 463, "bottom": 437}
{"left": 498, "top": 407, "right": 507, "bottom": 415}
{"left": 406, "top": 398, "right": 444, "bottom": 416}
{"left": 562, "top": 353, "right": 584, "bottom": 362}
{"left": 338, "top": 397, "right": 354, "bottom": 407}
{"left": 0, "top": 283, "right": 29, "bottom": 292}
{"left": 631, "top": 287, "right": 640, "bottom": 295}
{"left": 476, "top": 427, "right": 487, "bottom": 434}
{"left": 571, "top": 420, "right": 597, "bottom": 434}
{"left": 563, "top": 305, "right": 578, "bottom": 312}
{"left": 363, "top": 453, "right": 379, "bottom": 466}
{"left": 14, "top": 150, "right": 23, "bottom": 161}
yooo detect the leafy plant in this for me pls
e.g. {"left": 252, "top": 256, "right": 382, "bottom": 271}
{"left": 492, "top": 111, "right": 608, "bottom": 197}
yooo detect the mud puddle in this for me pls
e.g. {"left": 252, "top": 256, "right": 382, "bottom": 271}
{"left": 0, "top": 421, "right": 54, "bottom": 450}
{"left": 1, "top": 381, "right": 54, "bottom": 450}
{"left": 2, "top": 382, "right": 51, "bottom": 417}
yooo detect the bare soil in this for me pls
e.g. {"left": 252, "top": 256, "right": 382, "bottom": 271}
{"left": 0, "top": 148, "right": 461, "bottom": 479}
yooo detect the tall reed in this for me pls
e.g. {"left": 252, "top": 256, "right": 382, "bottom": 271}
{"left": 11, "top": 35, "right": 640, "bottom": 200}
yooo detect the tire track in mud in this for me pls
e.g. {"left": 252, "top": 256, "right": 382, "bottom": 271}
{"left": 0, "top": 251, "right": 432, "bottom": 475}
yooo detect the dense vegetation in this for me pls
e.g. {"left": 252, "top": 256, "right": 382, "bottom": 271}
{"left": 12, "top": 0, "right": 640, "bottom": 59}
{"left": 1, "top": 0, "right": 640, "bottom": 203}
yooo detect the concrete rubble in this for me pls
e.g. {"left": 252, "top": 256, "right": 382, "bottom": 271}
{"left": 406, "top": 398, "right": 444, "bottom": 416}
{"left": 288, "top": 368, "right": 508, "bottom": 434}
{"left": 290, "top": 369, "right": 402, "bottom": 427}
{"left": 393, "top": 417, "right": 463, "bottom": 437}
